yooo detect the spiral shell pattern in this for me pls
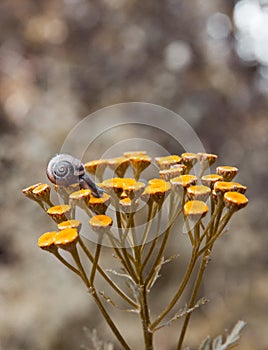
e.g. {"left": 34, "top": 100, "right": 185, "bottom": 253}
{"left": 47, "top": 154, "right": 84, "bottom": 186}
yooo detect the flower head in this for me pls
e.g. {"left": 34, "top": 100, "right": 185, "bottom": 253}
{"left": 155, "top": 155, "right": 182, "bottom": 170}
{"left": 201, "top": 174, "right": 223, "bottom": 189}
{"left": 108, "top": 157, "right": 129, "bottom": 178}
{"left": 170, "top": 175, "right": 197, "bottom": 191}
{"left": 38, "top": 231, "right": 57, "bottom": 252}
{"left": 47, "top": 204, "right": 72, "bottom": 223}
{"left": 87, "top": 192, "right": 111, "bottom": 215}
{"left": 54, "top": 228, "right": 79, "bottom": 250}
{"left": 187, "top": 185, "right": 211, "bottom": 202}
{"left": 224, "top": 191, "right": 248, "bottom": 211}
{"left": 184, "top": 200, "right": 209, "bottom": 220}
{"left": 58, "top": 219, "right": 82, "bottom": 232}
{"left": 84, "top": 159, "right": 108, "bottom": 181}
{"left": 216, "top": 166, "right": 238, "bottom": 181}
{"left": 89, "top": 215, "right": 113, "bottom": 233}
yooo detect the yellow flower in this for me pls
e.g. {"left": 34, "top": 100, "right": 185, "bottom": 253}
{"left": 87, "top": 193, "right": 111, "bottom": 215}
{"left": 170, "top": 175, "right": 197, "bottom": 191}
{"left": 155, "top": 155, "right": 182, "bottom": 170}
{"left": 128, "top": 155, "right": 151, "bottom": 179}
{"left": 84, "top": 159, "right": 108, "bottom": 181}
{"left": 159, "top": 165, "right": 186, "bottom": 181}
{"left": 214, "top": 181, "right": 247, "bottom": 195}
{"left": 108, "top": 157, "right": 129, "bottom": 178}
{"left": 184, "top": 200, "right": 209, "bottom": 220}
{"left": 89, "top": 215, "right": 113, "bottom": 233}
{"left": 201, "top": 174, "right": 223, "bottom": 189}
{"left": 38, "top": 231, "right": 57, "bottom": 251}
{"left": 58, "top": 220, "right": 82, "bottom": 232}
{"left": 187, "top": 185, "right": 211, "bottom": 201}
{"left": 224, "top": 191, "right": 248, "bottom": 211}
{"left": 141, "top": 180, "right": 171, "bottom": 204}
{"left": 47, "top": 204, "right": 72, "bottom": 223}
{"left": 216, "top": 166, "right": 238, "bottom": 181}
{"left": 54, "top": 228, "right": 79, "bottom": 250}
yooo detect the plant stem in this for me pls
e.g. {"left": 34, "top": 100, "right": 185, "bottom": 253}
{"left": 90, "top": 235, "right": 103, "bottom": 285}
{"left": 78, "top": 237, "right": 138, "bottom": 308}
{"left": 150, "top": 247, "right": 198, "bottom": 330}
{"left": 139, "top": 283, "right": 153, "bottom": 349}
{"left": 71, "top": 247, "right": 131, "bottom": 350}
{"left": 176, "top": 248, "right": 211, "bottom": 350}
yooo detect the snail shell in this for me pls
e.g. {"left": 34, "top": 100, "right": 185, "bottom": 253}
{"left": 47, "top": 154, "right": 84, "bottom": 187}
{"left": 47, "top": 154, "right": 103, "bottom": 197}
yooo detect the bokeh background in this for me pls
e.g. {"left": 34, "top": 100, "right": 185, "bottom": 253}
{"left": 1, "top": 0, "right": 268, "bottom": 349}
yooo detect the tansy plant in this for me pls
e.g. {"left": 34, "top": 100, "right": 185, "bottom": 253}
{"left": 23, "top": 151, "right": 248, "bottom": 350}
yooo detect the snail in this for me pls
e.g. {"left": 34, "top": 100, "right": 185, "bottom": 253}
{"left": 47, "top": 154, "right": 104, "bottom": 198}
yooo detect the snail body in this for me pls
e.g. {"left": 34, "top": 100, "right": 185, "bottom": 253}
{"left": 47, "top": 154, "right": 103, "bottom": 197}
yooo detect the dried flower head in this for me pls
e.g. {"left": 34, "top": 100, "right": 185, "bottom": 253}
{"left": 87, "top": 193, "right": 111, "bottom": 215}
{"left": 32, "top": 183, "right": 51, "bottom": 203}
{"left": 214, "top": 181, "right": 247, "bottom": 195}
{"left": 159, "top": 165, "right": 186, "bottom": 181}
{"left": 54, "top": 228, "right": 79, "bottom": 250}
{"left": 201, "top": 174, "right": 223, "bottom": 189}
{"left": 58, "top": 219, "right": 82, "bottom": 232}
{"left": 198, "top": 153, "right": 218, "bottom": 175}
{"left": 108, "top": 157, "right": 129, "bottom": 178}
{"left": 187, "top": 185, "right": 211, "bottom": 202}
{"left": 170, "top": 175, "right": 197, "bottom": 191}
{"left": 141, "top": 180, "right": 171, "bottom": 204}
{"left": 84, "top": 159, "right": 108, "bottom": 181}
{"left": 184, "top": 200, "right": 209, "bottom": 220}
{"left": 224, "top": 191, "right": 248, "bottom": 211}
{"left": 216, "top": 166, "right": 238, "bottom": 181}
{"left": 119, "top": 198, "right": 139, "bottom": 213}
{"left": 123, "top": 181, "right": 145, "bottom": 200}
{"left": 197, "top": 153, "right": 218, "bottom": 167}
{"left": 54, "top": 183, "right": 80, "bottom": 203}
{"left": 89, "top": 215, "right": 113, "bottom": 233}
{"left": 47, "top": 204, "right": 72, "bottom": 223}
{"left": 69, "top": 189, "right": 92, "bottom": 207}
{"left": 22, "top": 183, "right": 42, "bottom": 200}
{"left": 38, "top": 231, "right": 57, "bottom": 251}
{"left": 155, "top": 155, "right": 182, "bottom": 170}
{"left": 181, "top": 153, "right": 198, "bottom": 173}
{"left": 128, "top": 155, "right": 151, "bottom": 179}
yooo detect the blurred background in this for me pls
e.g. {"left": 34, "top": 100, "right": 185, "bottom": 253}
{"left": 0, "top": 0, "right": 268, "bottom": 349}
